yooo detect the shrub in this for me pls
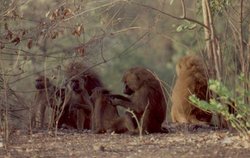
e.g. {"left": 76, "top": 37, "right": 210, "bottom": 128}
{"left": 189, "top": 79, "right": 250, "bottom": 138}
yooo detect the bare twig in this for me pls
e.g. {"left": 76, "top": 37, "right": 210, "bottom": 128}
{"left": 129, "top": 0, "right": 209, "bottom": 29}
{"left": 63, "top": 0, "right": 124, "bottom": 22}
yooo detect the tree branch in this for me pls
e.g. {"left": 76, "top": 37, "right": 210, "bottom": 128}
{"left": 128, "top": 0, "right": 209, "bottom": 29}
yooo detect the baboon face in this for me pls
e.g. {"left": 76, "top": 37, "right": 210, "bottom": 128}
{"left": 122, "top": 72, "right": 141, "bottom": 95}
{"left": 35, "top": 76, "right": 50, "bottom": 89}
{"left": 69, "top": 77, "right": 84, "bottom": 94}
{"left": 123, "top": 84, "right": 134, "bottom": 95}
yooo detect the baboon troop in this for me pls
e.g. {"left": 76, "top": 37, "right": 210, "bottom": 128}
{"left": 31, "top": 54, "right": 226, "bottom": 134}
{"left": 171, "top": 55, "right": 212, "bottom": 125}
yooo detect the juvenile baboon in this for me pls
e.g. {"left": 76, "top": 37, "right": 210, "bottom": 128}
{"left": 91, "top": 87, "right": 126, "bottom": 133}
{"left": 171, "top": 55, "right": 212, "bottom": 125}
{"left": 111, "top": 67, "right": 167, "bottom": 134}
{"left": 32, "top": 75, "right": 75, "bottom": 129}
{"left": 32, "top": 75, "right": 57, "bottom": 128}
{"left": 65, "top": 76, "right": 93, "bottom": 130}
{"left": 64, "top": 61, "right": 104, "bottom": 130}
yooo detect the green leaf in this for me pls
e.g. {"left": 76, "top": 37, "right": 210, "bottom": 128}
{"left": 176, "top": 25, "right": 183, "bottom": 32}
{"left": 188, "top": 23, "right": 197, "bottom": 30}
{"left": 169, "top": 0, "right": 175, "bottom": 5}
{"left": 246, "top": 122, "right": 250, "bottom": 128}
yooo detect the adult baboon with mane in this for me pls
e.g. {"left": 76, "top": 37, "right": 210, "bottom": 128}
{"left": 171, "top": 54, "right": 212, "bottom": 125}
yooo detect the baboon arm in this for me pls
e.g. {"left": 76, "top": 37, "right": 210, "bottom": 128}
{"left": 73, "top": 103, "right": 92, "bottom": 111}
{"left": 112, "top": 98, "right": 143, "bottom": 113}
{"left": 112, "top": 98, "right": 131, "bottom": 108}
{"left": 109, "top": 94, "right": 131, "bottom": 102}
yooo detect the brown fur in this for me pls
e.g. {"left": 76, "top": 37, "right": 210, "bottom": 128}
{"left": 64, "top": 61, "right": 104, "bottom": 130}
{"left": 171, "top": 55, "right": 212, "bottom": 125}
{"left": 32, "top": 75, "right": 56, "bottom": 128}
{"left": 32, "top": 75, "right": 76, "bottom": 129}
{"left": 90, "top": 87, "right": 127, "bottom": 133}
{"left": 53, "top": 88, "right": 78, "bottom": 129}
{"left": 65, "top": 61, "right": 103, "bottom": 95}
{"left": 112, "top": 67, "right": 167, "bottom": 134}
{"left": 64, "top": 76, "right": 93, "bottom": 130}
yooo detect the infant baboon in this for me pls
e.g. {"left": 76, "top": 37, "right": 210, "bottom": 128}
{"left": 111, "top": 67, "right": 167, "bottom": 134}
{"left": 171, "top": 55, "right": 212, "bottom": 125}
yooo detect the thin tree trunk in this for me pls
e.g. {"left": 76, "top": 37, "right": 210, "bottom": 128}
{"left": 202, "top": 0, "right": 213, "bottom": 61}
{"left": 202, "top": 0, "right": 222, "bottom": 80}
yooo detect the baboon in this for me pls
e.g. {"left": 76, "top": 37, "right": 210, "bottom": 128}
{"left": 53, "top": 88, "right": 78, "bottom": 129}
{"left": 65, "top": 61, "right": 103, "bottom": 95}
{"left": 90, "top": 87, "right": 128, "bottom": 133}
{"left": 64, "top": 76, "right": 93, "bottom": 130}
{"left": 32, "top": 75, "right": 76, "bottom": 129}
{"left": 171, "top": 55, "right": 212, "bottom": 125}
{"left": 111, "top": 67, "right": 167, "bottom": 134}
{"left": 64, "top": 61, "right": 104, "bottom": 130}
{"left": 32, "top": 75, "right": 58, "bottom": 128}
{"left": 32, "top": 75, "right": 55, "bottom": 128}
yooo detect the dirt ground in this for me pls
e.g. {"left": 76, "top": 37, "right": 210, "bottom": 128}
{"left": 1, "top": 126, "right": 250, "bottom": 158}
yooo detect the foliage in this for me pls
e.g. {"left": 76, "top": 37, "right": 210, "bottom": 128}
{"left": 190, "top": 79, "right": 250, "bottom": 138}
{"left": 176, "top": 21, "right": 197, "bottom": 32}
{"left": 196, "top": 0, "right": 232, "bottom": 15}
